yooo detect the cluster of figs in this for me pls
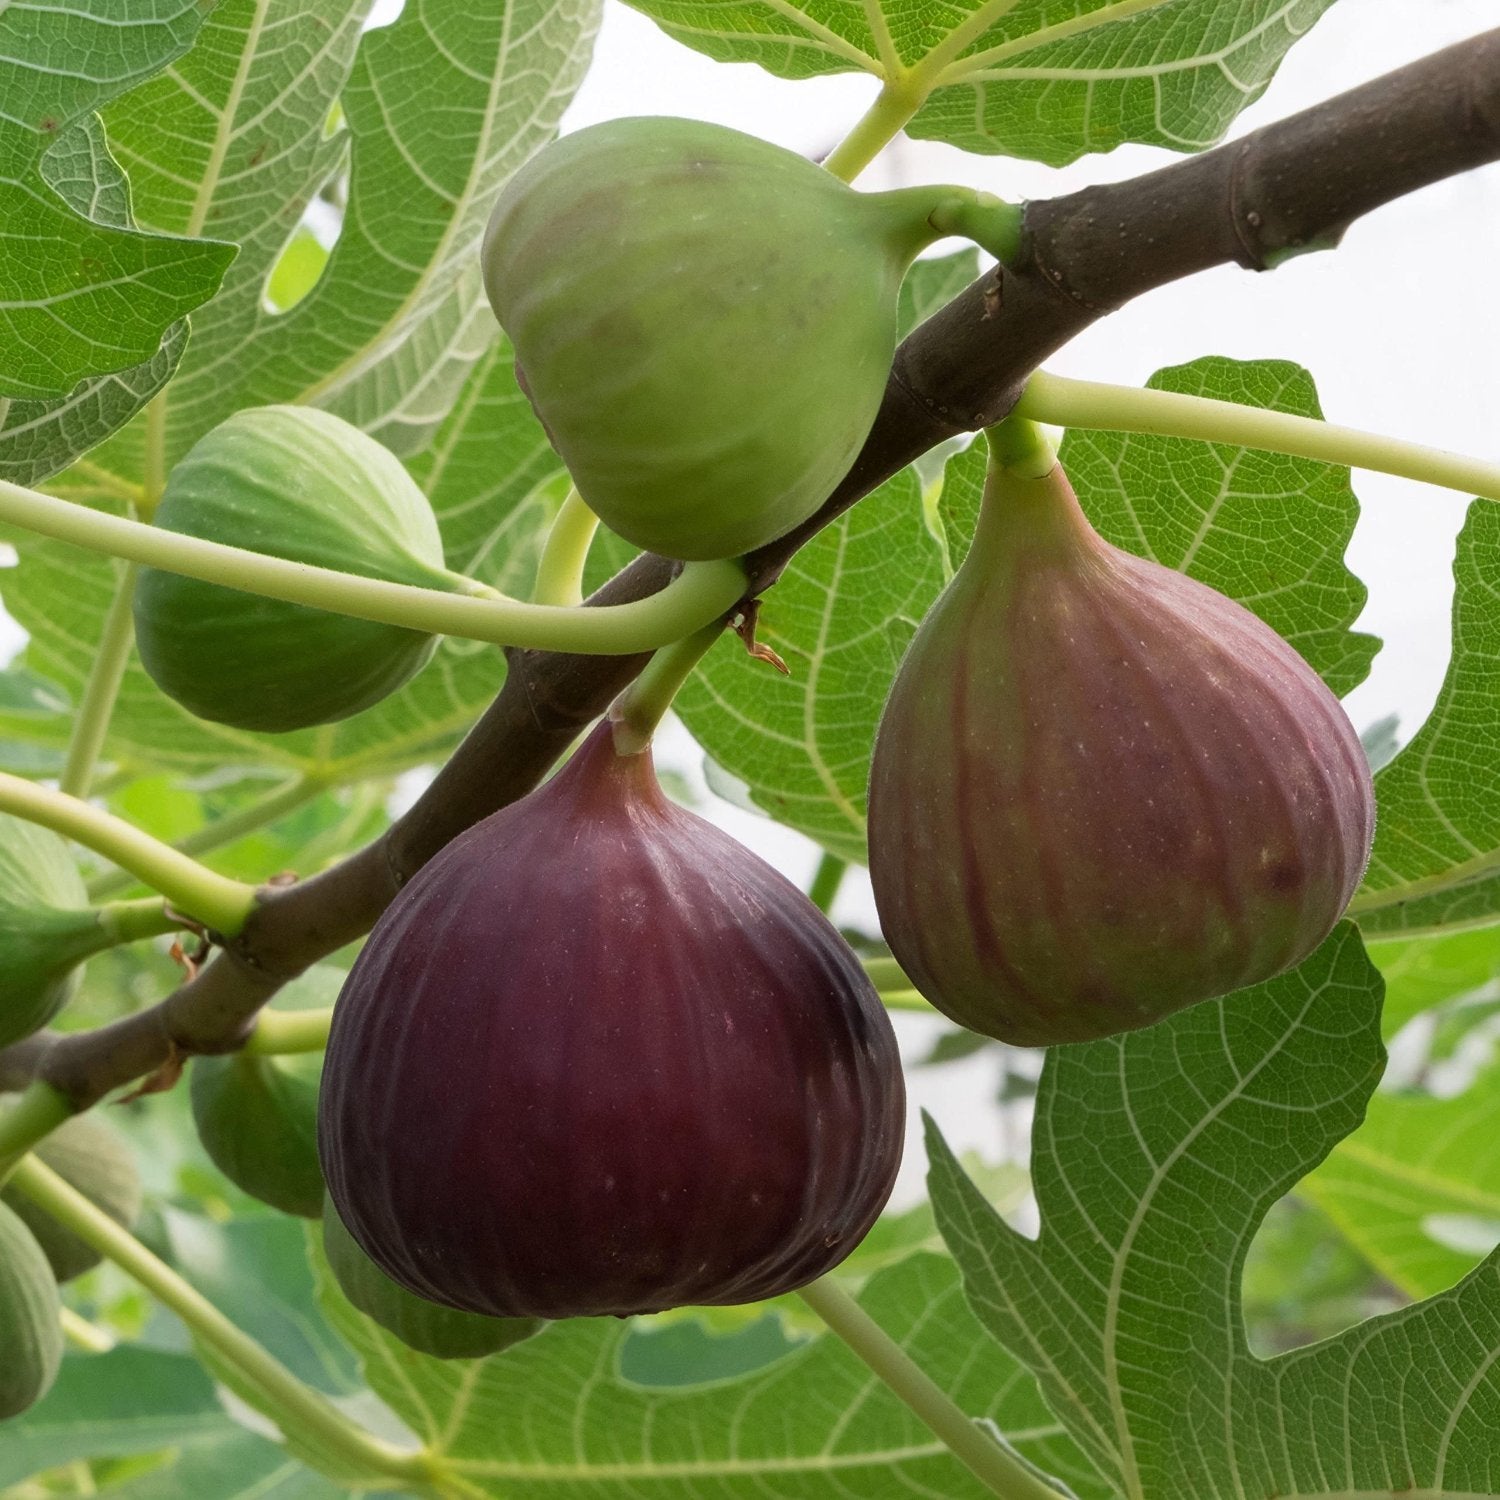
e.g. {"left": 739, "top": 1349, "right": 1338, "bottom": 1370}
{"left": 0, "top": 117, "right": 1377, "bottom": 1376}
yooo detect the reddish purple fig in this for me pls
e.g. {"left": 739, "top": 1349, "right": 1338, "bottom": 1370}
{"left": 319, "top": 722, "right": 903, "bottom": 1320}
{"left": 867, "top": 446, "right": 1375, "bottom": 1048}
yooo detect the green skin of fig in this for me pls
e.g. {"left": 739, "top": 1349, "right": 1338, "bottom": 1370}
{"left": 0, "top": 1201, "right": 62, "bottom": 1420}
{"left": 867, "top": 459, "right": 1375, "bottom": 1047}
{"left": 0, "top": 814, "right": 116, "bottom": 1050}
{"left": 133, "top": 405, "right": 460, "bottom": 733}
{"left": 191, "top": 1049, "right": 325, "bottom": 1220}
{"left": 321, "top": 1198, "right": 543, "bottom": 1360}
{"left": 0, "top": 1115, "right": 142, "bottom": 1283}
{"left": 484, "top": 117, "right": 987, "bottom": 561}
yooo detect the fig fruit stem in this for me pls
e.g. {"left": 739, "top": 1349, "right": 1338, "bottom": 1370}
{"left": 6, "top": 1155, "right": 445, "bottom": 1492}
{"left": 0, "top": 1082, "right": 72, "bottom": 1184}
{"left": 59, "top": 560, "right": 141, "bottom": 801}
{"left": 0, "top": 772, "right": 257, "bottom": 937}
{"left": 808, "top": 852, "right": 848, "bottom": 913}
{"left": 243, "top": 1006, "right": 332, "bottom": 1056}
{"left": 1014, "top": 369, "right": 1500, "bottom": 502}
{"left": 533, "top": 487, "right": 600, "bottom": 607}
{"left": 797, "top": 1275, "right": 1069, "bottom": 1500}
{"left": 97, "top": 896, "right": 183, "bottom": 947}
{"left": 820, "top": 87, "right": 1024, "bottom": 261}
{"left": 986, "top": 416, "right": 1059, "bottom": 479}
{"left": 927, "top": 194, "right": 1024, "bottom": 266}
{"left": 88, "top": 774, "right": 329, "bottom": 902}
{"left": 609, "top": 622, "right": 725, "bottom": 754}
{"left": 0, "top": 474, "right": 748, "bottom": 656}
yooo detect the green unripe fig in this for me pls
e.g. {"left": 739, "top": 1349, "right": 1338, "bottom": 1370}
{"left": 484, "top": 117, "right": 1011, "bottom": 560}
{"left": 133, "top": 405, "right": 468, "bottom": 732}
{"left": 321, "top": 1198, "right": 543, "bottom": 1360}
{"left": 0, "top": 1116, "right": 142, "bottom": 1283}
{"left": 0, "top": 815, "right": 116, "bottom": 1050}
{"left": 191, "top": 1047, "right": 324, "bottom": 1219}
{"left": 867, "top": 443, "right": 1375, "bottom": 1047}
{"left": 0, "top": 1202, "right": 62, "bottom": 1419}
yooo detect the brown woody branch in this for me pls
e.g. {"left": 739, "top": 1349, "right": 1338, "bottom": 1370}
{"left": 17, "top": 27, "right": 1500, "bottom": 1110}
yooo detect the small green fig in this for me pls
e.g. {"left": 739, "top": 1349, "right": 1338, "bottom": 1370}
{"left": 867, "top": 443, "right": 1375, "bottom": 1047}
{"left": 321, "top": 1198, "right": 543, "bottom": 1360}
{"left": 0, "top": 1116, "right": 142, "bottom": 1283}
{"left": 483, "top": 117, "right": 1009, "bottom": 561}
{"left": 133, "top": 405, "right": 467, "bottom": 732}
{"left": 191, "top": 1048, "right": 324, "bottom": 1219}
{"left": 0, "top": 1202, "right": 62, "bottom": 1420}
{"left": 0, "top": 815, "right": 117, "bottom": 1050}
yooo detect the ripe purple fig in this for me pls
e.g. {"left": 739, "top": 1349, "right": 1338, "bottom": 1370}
{"left": 867, "top": 443, "right": 1375, "bottom": 1047}
{"left": 319, "top": 722, "right": 904, "bottom": 1320}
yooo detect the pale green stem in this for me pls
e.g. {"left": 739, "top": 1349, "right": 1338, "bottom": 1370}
{"left": 861, "top": 955, "right": 935, "bottom": 1012}
{"left": 808, "top": 852, "right": 848, "bottom": 914}
{"left": 862, "top": 955, "right": 913, "bottom": 991}
{"left": 823, "top": 79, "right": 927, "bottom": 182}
{"left": 798, "top": 1276, "right": 1067, "bottom": 1500}
{"left": 609, "top": 623, "right": 725, "bottom": 755}
{"left": 88, "top": 774, "right": 330, "bottom": 901}
{"left": 0, "top": 1081, "right": 73, "bottom": 1181}
{"left": 1014, "top": 370, "right": 1500, "bottom": 501}
{"left": 59, "top": 562, "right": 140, "bottom": 800}
{"left": 7, "top": 1156, "right": 443, "bottom": 1491}
{"left": 0, "top": 476, "right": 748, "bottom": 655}
{"left": 174, "top": 775, "right": 327, "bottom": 858}
{"left": 141, "top": 395, "right": 167, "bottom": 514}
{"left": 243, "top": 1006, "right": 332, "bottom": 1056}
{"left": 824, "top": 0, "right": 1028, "bottom": 182}
{"left": 0, "top": 772, "right": 257, "bottom": 935}
{"left": 97, "top": 896, "right": 184, "bottom": 946}
{"left": 60, "top": 1305, "right": 115, "bottom": 1353}
{"left": 533, "top": 487, "right": 600, "bottom": 606}
{"left": 69, "top": 459, "right": 146, "bottom": 510}
{"left": 986, "top": 416, "right": 1058, "bottom": 478}
{"left": 880, "top": 989, "right": 940, "bottom": 1012}
{"left": 928, "top": 195, "right": 1024, "bottom": 265}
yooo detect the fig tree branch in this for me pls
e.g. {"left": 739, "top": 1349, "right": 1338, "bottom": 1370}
{"left": 5, "top": 26, "right": 1498, "bottom": 1113}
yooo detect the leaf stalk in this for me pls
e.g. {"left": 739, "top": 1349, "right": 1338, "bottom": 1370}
{"left": 798, "top": 1275, "right": 1070, "bottom": 1500}
{"left": 0, "top": 772, "right": 257, "bottom": 935}
{"left": 1015, "top": 371, "right": 1500, "bottom": 501}
{"left": 7, "top": 1155, "right": 444, "bottom": 1490}
{"left": 0, "top": 476, "right": 747, "bottom": 656}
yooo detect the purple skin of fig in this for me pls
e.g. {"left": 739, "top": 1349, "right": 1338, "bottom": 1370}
{"left": 867, "top": 458, "right": 1375, "bottom": 1048}
{"left": 319, "top": 722, "right": 904, "bottom": 1321}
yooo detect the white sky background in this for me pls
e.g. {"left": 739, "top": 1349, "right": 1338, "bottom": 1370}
{"left": 549, "top": 0, "right": 1500, "bottom": 1193}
